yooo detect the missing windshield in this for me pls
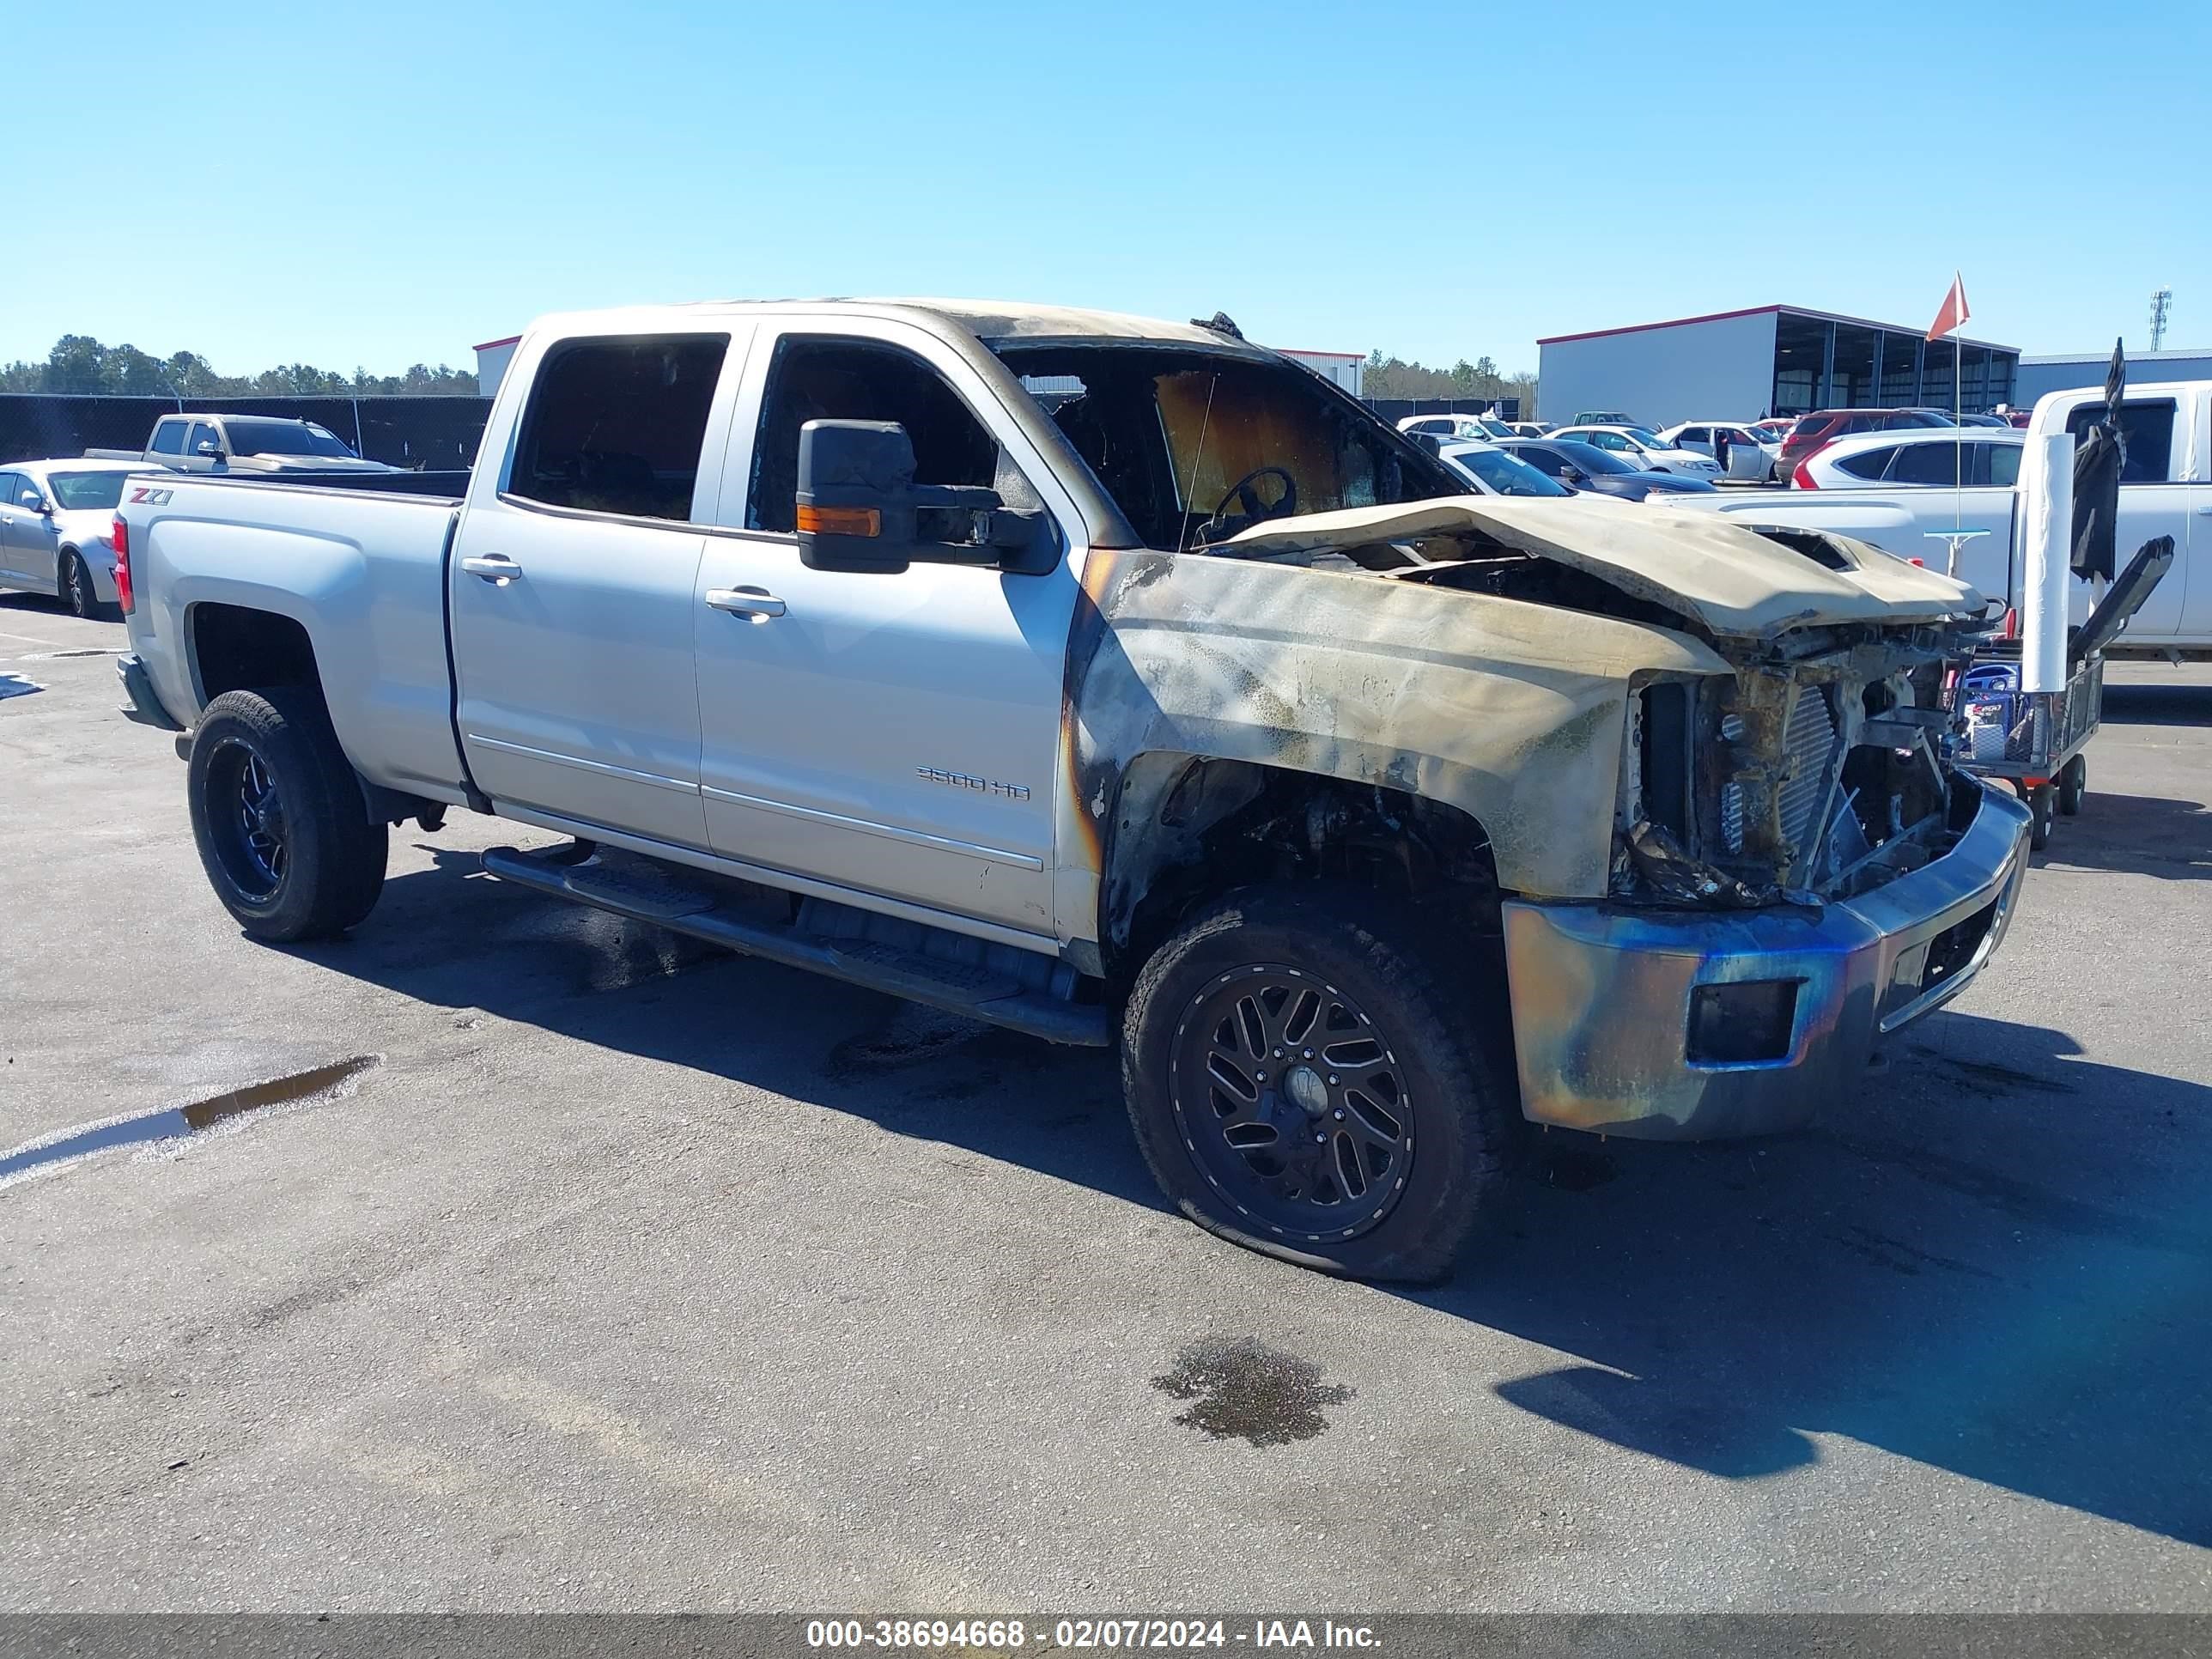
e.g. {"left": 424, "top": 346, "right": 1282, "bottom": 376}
{"left": 999, "top": 345, "right": 1465, "bottom": 550}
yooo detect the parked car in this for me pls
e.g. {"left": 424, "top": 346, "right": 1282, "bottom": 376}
{"left": 115, "top": 297, "right": 2030, "bottom": 1283}
{"left": 1547, "top": 424, "right": 1723, "bottom": 477}
{"left": 1571, "top": 410, "right": 1639, "bottom": 426}
{"left": 88, "top": 413, "right": 398, "bottom": 474}
{"left": 1655, "top": 421, "right": 1777, "bottom": 482}
{"left": 1435, "top": 440, "right": 1579, "bottom": 498}
{"left": 1951, "top": 412, "right": 2014, "bottom": 428}
{"left": 1505, "top": 422, "right": 1555, "bottom": 438}
{"left": 1656, "top": 380, "right": 2210, "bottom": 654}
{"left": 1494, "top": 438, "right": 1720, "bottom": 501}
{"left": 1773, "top": 407, "right": 1954, "bottom": 481}
{"left": 0, "top": 458, "right": 142, "bottom": 618}
{"left": 1793, "top": 428, "right": 2023, "bottom": 490}
{"left": 1398, "top": 412, "right": 1515, "bottom": 442}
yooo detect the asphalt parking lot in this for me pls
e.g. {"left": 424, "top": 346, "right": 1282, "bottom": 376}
{"left": 3, "top": 592, "right": 2209, "bottom": 1613}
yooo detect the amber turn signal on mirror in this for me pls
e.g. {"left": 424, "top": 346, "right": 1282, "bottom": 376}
{"left": 796, "top": 503, "right": 880, "bottom": 538}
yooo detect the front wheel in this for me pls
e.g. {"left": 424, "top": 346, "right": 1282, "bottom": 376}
{"left": 187, "top": 688, "right": 388, "bottom": 941}
{"left": 1121, "top": 886, "right": 1517, "bottom": 1283}
{"left": 2057, "top": 754, "right": 2086, "bottom": 817}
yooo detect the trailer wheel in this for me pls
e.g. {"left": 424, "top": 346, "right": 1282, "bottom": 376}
{"left": 2027, "top": 781, "right": 2055, "bottom": 851}
{"left": 2057, "top": 755, "right": 2086, "bottom": 817}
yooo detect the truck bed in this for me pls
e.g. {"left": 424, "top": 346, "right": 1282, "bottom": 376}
{"left": 119, "top": 471, "right": 472, "bottom": 803}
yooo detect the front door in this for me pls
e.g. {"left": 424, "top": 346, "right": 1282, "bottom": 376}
{"left": 0, "top": 474, "right": 31, "bottom": 582}
{"left": 450, "top": 329, "right": 746, "bottom": 850}
{"left": 690, "top": 325, "right": 1075, "bottom": 939}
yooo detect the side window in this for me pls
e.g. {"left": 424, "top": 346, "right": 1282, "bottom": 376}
{"left": 1891, "top": 441, "right": 1965, "bottom": 485}
{"left": 1678, "top": 428, "right": 1708, "bottom": 447}
{"left": 149, "top": 421, "right": 187, "bottom": 456}
{"left": 1520, "top": 447, "right": 1565, "bottom": 477}
{"left": 747, "top": 336, "right": 1006, "bottom": 535}
{"left": 1835, "top": 446, "right": 1896, "bottom": 481}
{"left": 188, "top": 422, "right": 221, "bottom": 456}
{"left": 0, "top": 473, "right": 21, "bottom": 507}
{"left": 507, "top": 333, "right": 730, "bottom": 521}
{"left": 2064, "top": 399, "right": 2177, "bottom": 484}
{"left": 1985, "top": 443, "right": 2021, "bottom": 488}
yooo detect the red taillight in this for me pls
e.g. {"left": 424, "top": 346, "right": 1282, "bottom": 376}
{"left": 112, "top": 515, "right": 133, "bottom": 614}
{"left": 1792, "top": 460, "right": 1819, "bottom": 489}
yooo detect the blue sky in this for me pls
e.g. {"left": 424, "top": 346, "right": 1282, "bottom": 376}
{"left": 8, "top": 0, "right": 2204, "bottom": 377}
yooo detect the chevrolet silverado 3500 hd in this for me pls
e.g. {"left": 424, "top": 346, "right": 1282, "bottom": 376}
{"left": 114, "top": 300, "right": 2033, "bottom": 1280}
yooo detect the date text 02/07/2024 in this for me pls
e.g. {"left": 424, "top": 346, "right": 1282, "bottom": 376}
{"left": 803, "top": 1618, "right": 1381, "bottom": 1650}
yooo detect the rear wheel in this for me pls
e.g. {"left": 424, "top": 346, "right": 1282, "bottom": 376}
{"left": 2027, "top": 781, "right": 2055, "bottom": 851}
{"left": 59, "top": 551, "right": 100, "bottom": 620}
{"left": 1121, "top": 885, "right": 1516, "bottom": 1283}
{"left": 187, "top": 688, "right": 387, "bottom": 940}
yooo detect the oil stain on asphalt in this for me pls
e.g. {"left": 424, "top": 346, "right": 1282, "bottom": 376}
{"left": 1152, "top": 1337, "right": 1352, "bottom": 1447}
{"left": 0, "top": 1055, "right": 379, "bottom": 1188}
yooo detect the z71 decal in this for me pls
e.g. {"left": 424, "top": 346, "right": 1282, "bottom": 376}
{"left": 127, "top": 486, "right": 174, "bottom": 505}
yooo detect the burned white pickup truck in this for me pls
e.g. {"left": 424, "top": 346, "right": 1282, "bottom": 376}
{"left": 113, "top": 300, "right": 2033, "bottom": 1280}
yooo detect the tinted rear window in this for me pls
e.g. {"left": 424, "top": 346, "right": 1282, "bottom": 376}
{"left": 2065, "top": 399, "right": 2177, "bottom": 483}
{"left": 1835, "top": 447, "right": 1894, "bottom": 480}
{"left": 508, "top": 334, "right": 730, "bottom": 521}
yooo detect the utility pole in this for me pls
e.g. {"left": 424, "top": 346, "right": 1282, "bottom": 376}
{"left": 2149, "top": 287, "right": 2172, "bottom": 353}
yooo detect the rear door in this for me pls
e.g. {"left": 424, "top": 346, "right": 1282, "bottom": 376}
{"left": 690, "top": 319, "right": 1079, "bottom": 940}
{"left": 147, "top": 419, "right": 191, "bottom": 469}
{"left": 449, "top": 327, "right": 750, "bottom": 850}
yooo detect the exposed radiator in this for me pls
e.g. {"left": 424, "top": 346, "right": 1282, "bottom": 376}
{"left": 1778, "top": 687, "right": 1838, "bottom": 854}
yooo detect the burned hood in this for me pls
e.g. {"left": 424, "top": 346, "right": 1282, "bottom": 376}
{"left": 1221, "top": 496, "right": 1984, "bottom": 640}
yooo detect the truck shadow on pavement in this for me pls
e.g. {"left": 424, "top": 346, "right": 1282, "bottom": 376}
{"left": 1449, "top": 1011, "right": 2212, "bottom": 1549}
{"left": 297, "top": 849, "right": 2211, "bottom": 1551}
{"left": 289, "top": 845, "right": 1164, "bottom": 1210}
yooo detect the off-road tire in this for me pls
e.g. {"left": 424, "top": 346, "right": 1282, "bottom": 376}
{"left": 1121, "top": 884, "right": 1516, "bottom": 1283}
{"left": 187, "top": 688, "right": 387, "bottom": 941}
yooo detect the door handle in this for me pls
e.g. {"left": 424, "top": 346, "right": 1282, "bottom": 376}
{"left": 459, "top": 553, "right": 524, "bottom": 584}
{"left": 706, "top": 586, "right": 786, "bottom": 620}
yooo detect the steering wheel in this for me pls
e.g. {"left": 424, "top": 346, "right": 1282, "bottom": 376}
{"left": 1197, "top": 466, "right": 1298, "bottom": 543}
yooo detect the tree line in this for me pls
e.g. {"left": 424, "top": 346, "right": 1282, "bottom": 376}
{"left": 1364, "top": 350, "right": 1538, "bottom": 409}
{"left": 0, "top": 335, "right": 480, "bottom": 398}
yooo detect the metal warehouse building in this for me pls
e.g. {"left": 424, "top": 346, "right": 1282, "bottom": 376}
{"left": 1536, "top": 304, "right": 2021, "bottom": 426}
{"left": 2015, "top": 346, "right": 2212, "bottom": 404}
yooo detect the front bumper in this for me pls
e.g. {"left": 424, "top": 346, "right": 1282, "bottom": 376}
{"left": 1501, "top": 778, "right": 2033, "bottom": 1140}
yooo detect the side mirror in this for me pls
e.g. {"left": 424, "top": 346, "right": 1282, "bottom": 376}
{"left": 195, "top": 441, "right": 222, "bottom": 458}
{"left": 1560, "top": 467, "right": 1585, "bottom": 487}
{"left": 795, "top": 419, "right": 1049, "bottom": 575}
{"left": 21, "top": 492, "right": 47, "bottom": 512}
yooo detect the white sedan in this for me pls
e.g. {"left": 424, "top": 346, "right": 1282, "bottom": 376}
{"left": 1547, "top": 424, "right": 1723, "bottom": 478}
{"left": 0, "top": 458, "right": 141, "bottom": 618}
{"left": 1655, "top": 421, "right": 1777, "bottom": 482}
{"left": 1792, "top": 428, "right": 2024, "bottom": 489}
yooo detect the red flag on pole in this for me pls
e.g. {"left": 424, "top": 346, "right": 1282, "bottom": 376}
{"left": 1927, "top": 272, "right": 1970, "bottom": 341}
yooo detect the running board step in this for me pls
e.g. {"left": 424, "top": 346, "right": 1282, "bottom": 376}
{"left": 480, "top": 844, "right": 1109, "bottom": 1047}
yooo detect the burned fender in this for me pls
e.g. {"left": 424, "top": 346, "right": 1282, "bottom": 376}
{"left": 1052, "top": 547, "right": 1730, "bottom": 954}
